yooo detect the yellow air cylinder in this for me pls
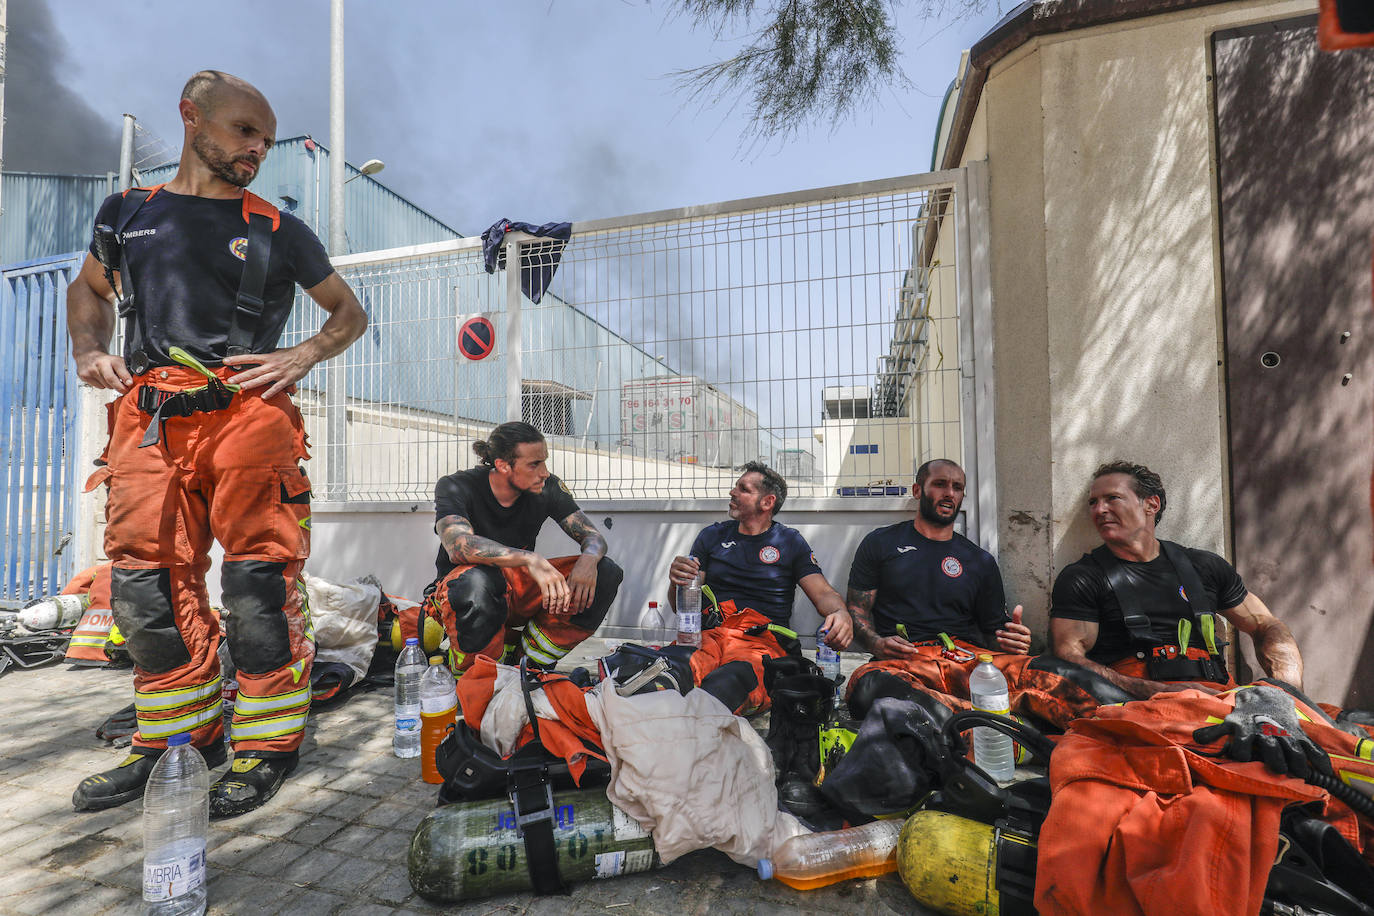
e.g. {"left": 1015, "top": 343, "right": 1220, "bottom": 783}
{"left": 896, "top": 810, "right": 1037, "bottom": 916}
{"left": 391, "top": 615, "right": 445, "bottom": 654}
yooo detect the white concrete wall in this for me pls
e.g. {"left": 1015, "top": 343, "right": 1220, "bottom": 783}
{"left": 965, "top": 0, "right": 1315, "bottom": 623}
{"left": 299, "top": 498, "right": 913, "bottom": 639}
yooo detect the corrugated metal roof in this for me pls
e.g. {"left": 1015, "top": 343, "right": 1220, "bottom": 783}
{"left": 138, "top": 136, "right": 462, "bottom": 252}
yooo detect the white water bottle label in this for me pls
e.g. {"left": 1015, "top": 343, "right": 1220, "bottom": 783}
{"left": 143, "top": 845, "right": 205, "bottom": 901}
{"left": 396, "top": 713, "right": 420, "bottom": 731}
{"left": 678, "top": 611, "right": 701, "bottom": 633}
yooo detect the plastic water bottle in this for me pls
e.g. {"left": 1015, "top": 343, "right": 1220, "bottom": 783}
{"left": 419, "top": 660, "right": 457, "bottom": 784}
{"left": 394, "top": 637, "right": 426, "bottom": 758}
{"left": 676, "top": 575, "right": 702, "bottom": 649}
{"left": 142, "top": 733, "right": 209, "bottom": 916}
{"left": 969, "top": 654, "right": 1015, "bottom": 782}
{"left": 815, "top": 627, "right": 842, "bottom": 696}
{"left": 758, "top": 818, "right": 905, "bottom": 890}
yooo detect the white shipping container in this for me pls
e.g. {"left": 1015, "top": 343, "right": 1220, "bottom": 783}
{"left": 620, "top": 376, "right": 760, "bottom": 468}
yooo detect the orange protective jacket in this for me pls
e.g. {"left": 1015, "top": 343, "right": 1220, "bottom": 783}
{"left": 455, "top": 655, "right": 607, "bottom": 783}
{"left": 1036, "top": 687, "right": 1374, "bottom": 916}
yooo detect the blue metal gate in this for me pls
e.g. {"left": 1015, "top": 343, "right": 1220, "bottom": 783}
{"left": 1, "top": 253, "right": 84, "bottom": 605}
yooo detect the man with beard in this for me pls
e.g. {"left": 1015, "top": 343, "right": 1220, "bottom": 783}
{"left": 661, "top": 461, "right": 852, "bottom": 715}
{"left": 842, "top": 459, "right": 1127, "bottom": 729}
{"left": 68, "top": 71, "right": 367, "bottom": 818}
{"left": 1049, "top": 461, "right": 1303, "bottom": 698}
{"left": 430, "top": 422, "right": 622, "bottom": 675}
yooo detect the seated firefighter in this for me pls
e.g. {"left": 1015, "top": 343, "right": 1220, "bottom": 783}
{"left": 844, "top": 459, "right": 1128, "bottom": 729}
{"left": 428, "top": 422, "right": 622, "bottom": 674}
{"left": 1049, "top": 460, "right": 1304, "bottom": 698}
{"left": 660, "top": 461, "right": 852, "bottom": 715}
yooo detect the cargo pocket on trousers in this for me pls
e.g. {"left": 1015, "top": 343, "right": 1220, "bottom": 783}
{"left": 84, "top": 466, "right": 112, "bottom": 493}
{"left": 277, "top": 466, "right": 312, "bottom": 558}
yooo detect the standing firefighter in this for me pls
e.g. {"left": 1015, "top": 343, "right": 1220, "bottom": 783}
{"left": 67, "top": 71, "right": 367, "bottom": 818}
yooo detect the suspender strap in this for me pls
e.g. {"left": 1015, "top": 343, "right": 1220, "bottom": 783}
{"left": 226, "top": 210, "right": 275, "bottom": 356}
{"left": 114, "top": 188, "right": 156, "bottom": 374}
{"left": 510, "top": 658, "right": 568, "bottom": 896}
{"left": 1091, "top": 545, "right": 1156, "bottom": 645}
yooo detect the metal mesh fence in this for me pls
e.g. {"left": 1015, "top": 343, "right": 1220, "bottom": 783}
{"left": 287, "top": 175, "right": 967, "bottom": 503}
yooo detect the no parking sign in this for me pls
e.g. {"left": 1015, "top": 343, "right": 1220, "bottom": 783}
{"left": 457, "top": 315, "right": 497, "bottom": 361}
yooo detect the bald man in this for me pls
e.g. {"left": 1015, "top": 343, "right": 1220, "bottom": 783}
{"left": 67, "top": 71, "right": 367, "bottom": 818}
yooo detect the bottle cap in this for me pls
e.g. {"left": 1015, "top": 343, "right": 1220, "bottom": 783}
{"left": 757, "top": 859, "right": 773, "bottom": 880}
{"left": 167, "top": 732, "right": 192, "bottom": 747}
{"left": 405, "top": 637, "right": 419, "bottom": 646}
{"left": 649, "top": 601, "right": 658, "bottom": 608}
{"left": 978, "top": 653, "right": 993, "bottom": 663}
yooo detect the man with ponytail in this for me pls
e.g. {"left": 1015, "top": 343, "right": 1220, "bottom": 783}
{"left": 428, "top": 422, "right": 622, "bottom": 674}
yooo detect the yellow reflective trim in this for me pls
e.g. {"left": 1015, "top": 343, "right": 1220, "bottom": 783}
{"left": 235, "top": 687, "right": 310, "bottom": 716}
{"left": 135, "top": 677, "right": 223, "bottom": 712}
{"left": 523, "top": 622, "right": 562, "bottom": 658}
{"left": 1340, "top": 771, "right": 1374, "bottom": 793}
{"left": 70, "top": 636, "right": 110, "bottom": 647}
{"left": 137, "top": 700, "right": 222, "bottom": 739}
{"left": 1202, "top": 715, "right": 1225, "bottom": 725}
{"left": 1358, "top": 738, "right": 1374, "bottom": 761}
{"left": 229, "top": 710, "right": 308, "bottom": 741}
{"left": 1296, "top": 708, "right": 1313, "bottom": 723}
{"left": 290, "top": 658, "right": 307, "bottom": 685}
{"left": 299, "top": 516, "right": 312, "bottom": 530}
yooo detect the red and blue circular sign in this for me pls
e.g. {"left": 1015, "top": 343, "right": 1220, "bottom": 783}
{"left": 458, "top": 316, "right": 496, "bottom": 361}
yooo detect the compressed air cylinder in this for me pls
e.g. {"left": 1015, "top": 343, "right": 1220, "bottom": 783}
{"left": 408, "top": 787, "right": 659, "bottom": 903}
{"left": 896, "top": 810, "right": 1037, "bottom": 916}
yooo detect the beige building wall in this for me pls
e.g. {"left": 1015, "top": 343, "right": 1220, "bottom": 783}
{"left": 956, "top": 0, "right": 1314, "bottom": 626}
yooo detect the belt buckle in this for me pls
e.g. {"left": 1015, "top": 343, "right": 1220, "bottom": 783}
{"left": 508, "top": 767, "right": 555, "bottom": 837}
{"left": 128, "top": 350, "right": 150, "bottom": 376}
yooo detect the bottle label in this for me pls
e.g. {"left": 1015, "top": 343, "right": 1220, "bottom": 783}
{"left": 143, "top": 845, "right": 205, "bottom": 901}
{"left": 678, "top": 611, "right": 701, "bottom": 633}
{"left": 396, "top": 715, "right": 420, "bottom": 731}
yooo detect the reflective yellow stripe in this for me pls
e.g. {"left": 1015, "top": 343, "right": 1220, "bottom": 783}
{"left": 137, "top": 698, "right": 222, "bottom": 739}
{"left": 70, "top": 635, "right": 111, "bottom": 647}
{"left": 1340, "top": 771, "right": 1374, "bottom": 795}
{"left": 522, "top": 624, "right": 566, "bottom": 666}
{"left": 1358, "top": 738, "right": 1374, "bottom": 761}
{"left": 135, "top": 677, "right": 223, "bottom": 712}
{"left": 448, "top": 648, "right": 467, "bottom": 674}
{"left": 235, "top": 686, "right": 310, "bottom": 716}
{"left": 229, "top": 710, "right": 308, "bottom": 741}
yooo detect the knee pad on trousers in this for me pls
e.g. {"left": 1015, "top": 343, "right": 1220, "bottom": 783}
{"left": 1027, "top": 654, "right": 1134, "bottom": 706}
{"left": 847, "top": 669, "right": 954, "bottom": 726}
{"left": 111, "top": 567, "right": 190, "bottom": 674}
{"left": 569, "top": 556, "right": 623, "bottom": 632}
{"left": 222, "top": 560, "right": 292, "bottom": 675}
{"left": 700, "top": 659, "right": 759, "bottom": 715}
{"left": 446, "top": 567, "right": 508, "bottom": 653}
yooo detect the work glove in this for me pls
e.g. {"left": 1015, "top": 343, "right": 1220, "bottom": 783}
{"left": 1193, "top": 685, "right": 1332, "bottom": 779}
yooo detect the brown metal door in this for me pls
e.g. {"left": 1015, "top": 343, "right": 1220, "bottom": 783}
{"left": 1216, "top": 19, "right": 1374, "bottom": 707}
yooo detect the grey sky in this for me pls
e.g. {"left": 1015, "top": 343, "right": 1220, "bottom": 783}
{"left": 5, "top": 0, "right": 1008, "bottom": 230}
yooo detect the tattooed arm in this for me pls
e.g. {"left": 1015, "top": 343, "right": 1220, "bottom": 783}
{"left": 1223, "top": 592, "right": 1303, "bottom": 689}
{"left": 436, "top": 513, "right": 570, "bottom": 613}
{"left": 847, "top": 586, "right": 920, "bottom": 660}
{"left": 557, "top": 510, "right": 607, "bottom": 560}
{"left": 558, "top": 510, "right": 608, "bottom": 612}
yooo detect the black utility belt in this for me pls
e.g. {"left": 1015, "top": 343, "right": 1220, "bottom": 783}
{"left": 135, "top": 382, "right": 234, "bottom": 419}
{"left": 1135, "top": 647, "right": 1228, "bottom": 684}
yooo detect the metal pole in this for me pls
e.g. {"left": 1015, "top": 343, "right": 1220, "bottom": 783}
{"left": 0, "top": 0, "right": 7, "bottom": 228}
{"left": 118, "top": 114, "right": 136, "bottom": 191}
{"left": 505, "top": 236, "right": 523, "bottom": 422}
{"left": 325, "top": 0, "right": 347, "bottom": 500}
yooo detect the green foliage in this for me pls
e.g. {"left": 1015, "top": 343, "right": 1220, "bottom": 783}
{"left": 672, "top": 0, "right": 995, "bottom": 143}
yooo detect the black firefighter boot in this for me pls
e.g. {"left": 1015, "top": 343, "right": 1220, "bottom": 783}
{"left": 209, "top": 750, "right": 299, "bottom": 819}
{"left": 74, "top": 741, "right": 228, "bottom": 811}
{"left": 762, "top": 656, "right": 838, "bottom": 825}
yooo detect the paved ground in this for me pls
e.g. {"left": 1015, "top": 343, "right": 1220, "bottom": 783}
{"left": 0, "top": 641, "right": 932, "bottom": 915}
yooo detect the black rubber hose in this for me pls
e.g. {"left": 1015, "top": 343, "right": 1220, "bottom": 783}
{"left": 944, "top": 709, "right": 1057, "bottom": 765}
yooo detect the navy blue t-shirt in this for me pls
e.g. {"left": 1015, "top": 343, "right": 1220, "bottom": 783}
{"left": 847, "top": 523, "right": 1008, "bottom": 646}
{"left": 89, "top": 189, "right": 334, "bottom": 369}
{"left": 689, "top": 520, "right": 823, "bottom": 626}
